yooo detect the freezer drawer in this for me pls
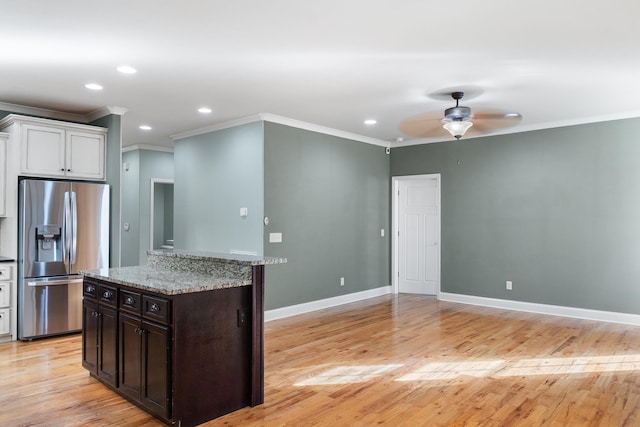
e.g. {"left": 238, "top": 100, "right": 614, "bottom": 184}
{"left": 19, "top": 276, "right": 83, "bottom": 340}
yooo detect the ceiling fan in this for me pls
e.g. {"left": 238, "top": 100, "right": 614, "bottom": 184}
{"left": 400, "top": 91, "right": 522, "bottom": 140}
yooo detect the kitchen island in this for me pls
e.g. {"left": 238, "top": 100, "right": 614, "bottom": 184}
{"left": 81, "top": 249, "right": 286, "bottom": 427}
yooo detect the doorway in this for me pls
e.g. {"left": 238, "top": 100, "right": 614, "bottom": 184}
{"left": 392, "top": 174, "right": 441, "bottom": 296}
{"left": 150, "top": 178, "right": 174, "bottom": 250}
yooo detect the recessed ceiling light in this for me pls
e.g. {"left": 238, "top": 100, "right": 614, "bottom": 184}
{"left": 85, "top": 83, "right": 103, "bottom": 90}
{"left": 364, "top": 119, "right": 377, "bottom": 125}
{"left": 198, "top": 107, "right": 212, "bottom": 114}
{"left": 139, "top": 125, "right": 152, "bottom": 131}
{"left": 117, "top": 65, "right": 137, "bottom": 74}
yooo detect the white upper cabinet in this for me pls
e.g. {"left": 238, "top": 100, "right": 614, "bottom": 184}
{"left": 21, "top": 123, "right": 66, "bottom": 177}
{"left": 65, "top": 130, "right": 105, "bottom": 180}
{"left": 0, "top": 115, "right": 107, "bottom": 181}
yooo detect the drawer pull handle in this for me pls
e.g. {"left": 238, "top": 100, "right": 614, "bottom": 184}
{"left": 150, "top": 303, "right": 160, "bottom": 312}
{"left": 126, "top": 296, "right": 135, "bottom": 305}
{"left": 103, "top": 290, "right": 113, "bottom": 299}
{"left": 86, "top": 285, "right": 95, "bottom": 293}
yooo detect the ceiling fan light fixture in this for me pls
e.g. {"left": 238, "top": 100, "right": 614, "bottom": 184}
{"left": 443, "top": 120, "right": 473, "bottom": 139}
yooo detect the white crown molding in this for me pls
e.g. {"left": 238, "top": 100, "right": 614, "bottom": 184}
{"left": 439, "top": 292, "right": 640, "bottom": 326}
{"left": 0, "top": 101, "right": 128, "bottom": 124}
{"left": 265, "top": 286, "right": 392, "bottom": 322}
{"left": 172, "top": 112, "right": 391, "bottom": 147}
{"left": 393, "top": 110, "right": 640, "bottom": 148}
{"left": 85, "top": 106, "right": 128, "bottom": 122}
{"left": 0, "top": 101, "right": 88, "bottom": 123}
{"left": 0, "top": 113, "right": 107, "bottom": 132}
{"left": 122, "top": 144, "right": 174, "bottom": 153}
{"left": 259, "top": 113, "right": 391, "bottom": 147}
{"left": 171, "top": 114, "right": 264, "bottom": 140}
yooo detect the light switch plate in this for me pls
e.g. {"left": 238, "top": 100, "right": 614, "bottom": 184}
{"left": 269, "top": 232, "right": 283, "bottom": 243}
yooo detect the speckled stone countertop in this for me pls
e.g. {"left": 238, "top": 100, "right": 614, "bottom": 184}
{"left": 147, "top": 249, "right": 287, "bottom": 266}
{"left": 81, "top": 266, "right": 252, "bottom": 295}
{"left": 81, "top": 249, "right": 287, "bottom": 295}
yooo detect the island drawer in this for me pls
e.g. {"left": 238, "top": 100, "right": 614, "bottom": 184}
{"left": 98, "top": 283, "right": 118, "bottom": 307}
{"left": 83, "top": 280, "right": 98, "bottom": 299}
{"left": 142, "top": 295, "right": 171, "bottom": 324}
{"left": 120, "top": 289, "right": 142, "bottom": 313}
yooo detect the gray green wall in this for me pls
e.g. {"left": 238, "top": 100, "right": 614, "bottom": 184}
{"left": 121, "top": 150, "right": 141, "bottom": 266}
{"left": 120, "top": 149, "right": 174, "bottom": 266}
{"left": 174, "top": 122, "right": 264, "bottom": 254}
{"left": 90, "top": 114, "right": 122, "bottom": 267}
{"left": 263, "top": 122, "right": 390, "bottom": 310}
{"left": 391, "top": 117, "right": 640, "bottom": 315}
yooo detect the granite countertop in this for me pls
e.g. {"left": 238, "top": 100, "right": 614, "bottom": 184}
{"left": 82, "top": 249, "right": 287, "bottom": 295}
{"left": 147, "top": 249, "right": 287, "bottom": 265}
{"left": 81, "top": 266, "right": 252, "bottom": 295}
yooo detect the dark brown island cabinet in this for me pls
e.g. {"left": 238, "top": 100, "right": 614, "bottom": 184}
{"left": 81, "top": 250, "right": 286, "bottom": 427}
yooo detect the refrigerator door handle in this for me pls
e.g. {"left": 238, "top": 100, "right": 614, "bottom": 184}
{"left": 70, "top": 191, "right": 78, "bottom": 265}
{"left": 64, "top": 191, "right": 71, "bottom": 268}
{"left": 27, "top": 277, "right": 84, "bottom": 287}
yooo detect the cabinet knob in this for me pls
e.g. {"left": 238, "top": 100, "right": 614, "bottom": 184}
{"left": 86, "top": 285, "right": 95, "bottom": 293}
{"left": 126, "top": 296, "right": 135, "bottom": 305}
{"left": 103, "top": 290, "right": 113, "bottom": 299}
{"left": 150, "top": 303, "right": 160, "bottom": 312}
{"left": 61, "top": 168, "right": 65, "bottom": 171}
{"left": 67, "top": 169, "right": 71, "bottom": 172}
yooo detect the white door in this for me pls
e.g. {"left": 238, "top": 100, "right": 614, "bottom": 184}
{"left": 395, "top": 175, "right": 440, "bottom": 295}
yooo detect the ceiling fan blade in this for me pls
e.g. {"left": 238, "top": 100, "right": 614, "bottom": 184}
{"left": 472, "top": 109, "right": 522, "bottom": 132}
{"left": 399, "top": 112, "right": 445, "bottom": 138}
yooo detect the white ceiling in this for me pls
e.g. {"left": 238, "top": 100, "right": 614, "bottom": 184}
{"left": 2, "top": 0, "right": 640, "bottom": 149}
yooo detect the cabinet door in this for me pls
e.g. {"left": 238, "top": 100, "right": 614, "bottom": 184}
{"left": 0, "top": 308, "right": 10, "bottom": 336}
{"left": 82, "top": 300, "right": 99, "bottom": 372}
{"left": 142, "top": 320, "right": 171, "bottom": 420}
{"left": 20, "top": 124, "right": 66, "bottom": 177}
{"left": 0, "top": 283, "right": 10, "bottom": 309}
{"left": 119, "top": 312, "right": 142, "bottom": 401}
{"left": 66, "top": 130, "right": 105, "bottom": 180}
{"left": 98, "top": 305, "right": 118, "bottom": 387}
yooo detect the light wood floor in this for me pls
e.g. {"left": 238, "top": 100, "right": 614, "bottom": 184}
{"left": 2, "top": 294, "right": 640, "bottom": 426}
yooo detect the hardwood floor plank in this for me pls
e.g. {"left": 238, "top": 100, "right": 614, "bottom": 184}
{"left": 2, "top": 294, "right": 640, "bottom": 426}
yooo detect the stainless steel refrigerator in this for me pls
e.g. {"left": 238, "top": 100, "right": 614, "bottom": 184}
{"left": 18, "top": 179, "right": 109, "bottom": 340}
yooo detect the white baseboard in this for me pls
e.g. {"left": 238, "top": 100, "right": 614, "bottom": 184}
{"left": 265, "top": 286, "right": 392, "bottom": 322}
{"left": 439, "top": 292, "right": 640, "bottom": 326}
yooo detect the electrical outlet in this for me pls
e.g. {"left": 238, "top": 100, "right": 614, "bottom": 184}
{"left": 340, "top": 277, "right": 345, "bottom": 286}
{"left": 506, "top": 281, "right": 513, "bottom": 290}
{"left": 237, "top": 308, "right": 248, "bottom": 327}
